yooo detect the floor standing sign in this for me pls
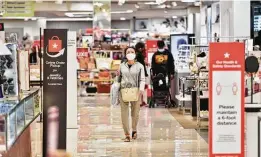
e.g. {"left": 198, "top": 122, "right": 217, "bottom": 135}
{"left": 209, "top": 42, "right": 245, "bottom": 157}
{"left": 43, "top": 29, "right": 68, "bottom": 157}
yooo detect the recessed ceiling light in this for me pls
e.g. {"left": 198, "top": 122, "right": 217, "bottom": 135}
{"left": 181, "top": 0, "right": 196, "bottom": 2}
{"left": 120, "top": 17, "right": 126, "bottom": 20}
{"left": 172, "top": 2, "right": 177, "bottom": 6}
{"left": 164, "top": 10, "right": 168, "bottom": 13}
{"left": 55, "top": 0, "right": 63, "bottom": 4}
{"left": 135, "top": 4, "right": 140, "bottom": 8}
{"left": 126, "top": 10, "right": 133, "bottom": 13}
{"left": 144, "top": 2, "right": 158, "bottom": 5}
{"left": 31, "top": 17, "right": 37, "bottom": 20}
{"left": 194, "top": 1, "right": 201, "bottom": 6}
{"left": 24, "top": 18, "right": 29, "bottom": 21}
{"left": 172, "top": 16, "right": 177, "bottom": 18}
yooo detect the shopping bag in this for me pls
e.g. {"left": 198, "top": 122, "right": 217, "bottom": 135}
{"left": 110, "top": 82, "right": 120, "bottom": 105}
{"left": 48, "top": 36, "right": 62, "bottom": 52}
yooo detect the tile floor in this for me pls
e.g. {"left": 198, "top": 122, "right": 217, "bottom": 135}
{"left": 77, "top": 96, "right": 208, "bottom": 157}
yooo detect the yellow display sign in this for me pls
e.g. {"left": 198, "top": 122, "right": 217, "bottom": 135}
{"left": 2, "top": 1, "right": 34, "bottom": 17}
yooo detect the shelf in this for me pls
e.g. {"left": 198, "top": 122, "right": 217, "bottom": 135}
{"left": 79, "top": 78, "right": 113, "bottom": 82}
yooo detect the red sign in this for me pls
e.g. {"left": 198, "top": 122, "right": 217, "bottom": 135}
{"left": 0, "top": 23, "right": 3, "bottom": 31}
{"left": 48, "top": 36, "right": 62, "bottom": 52}
{"left": 77, "top": 48, "right": 89, "bottom": 59}
{"left": 209, "top": 42, "right": 245, "bottom": 157}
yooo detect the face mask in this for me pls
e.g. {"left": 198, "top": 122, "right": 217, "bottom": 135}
{"left": 126, "top": 53, "right": 136, "bottom": 61}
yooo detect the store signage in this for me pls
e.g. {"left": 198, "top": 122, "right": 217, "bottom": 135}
{"left": 209, "top": 42, "right": 245, "bottom": 157}
{"left": 43, "top": 29, "right": 67, "bottom": 157}
{"left": 2, "top": 1, "right": 34, "bottom": 17}
{"left": 0, "top": 23, "right": 4, "bottom": 31}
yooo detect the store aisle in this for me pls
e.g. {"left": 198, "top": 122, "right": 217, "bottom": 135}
{"left": 77, "top": 96, "right": 208, "bottom": 157}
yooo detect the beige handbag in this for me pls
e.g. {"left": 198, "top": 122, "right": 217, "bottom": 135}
{"left": 121, "top": 87, "right": 139, "bottom": 102}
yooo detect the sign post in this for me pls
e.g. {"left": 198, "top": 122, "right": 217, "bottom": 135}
{"left": 209, "top": 42, "right": 245, "bottom": 157}
{"left": 43, "top": 29, "right": 68, "bottom": 157}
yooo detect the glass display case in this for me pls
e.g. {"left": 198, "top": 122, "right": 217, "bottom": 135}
{"left": 0, "top": 89, "right": 40, "bottom": 152}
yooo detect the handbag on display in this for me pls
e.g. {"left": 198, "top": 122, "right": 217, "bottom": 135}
{"left": 79, "top": 58, "right": 88, "bottom": 69}
{"left": 99, "top": 70, "right": 110, "bottom": 79}
{"left": 96, "top": 58, "right": 112, "bottom": 70}
{"left": 88, "top": 57, "right": 96, "bottom": 70}
{"left": 97, "top": 83, "right": 111, "bottom": 93}
{"left": 110, "top": 45, "right": 121, "bottom": 50}
{"left": 111, "top": 60, "right": 121, "bottom": 70}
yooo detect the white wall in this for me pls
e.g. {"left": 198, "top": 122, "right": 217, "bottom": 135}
{"left": 1, "top": 19, "right": 46, "bottom": 38}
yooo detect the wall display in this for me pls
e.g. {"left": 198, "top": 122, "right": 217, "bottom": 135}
{"left": 1, "top": 44, "right": 19, "bottom": 97}
{"left": 209, "top": 42, "right": 245, "bottom": 157}
{"left": 151, "top": 18, "right": 187, "bottom": 34}
{"left": 170, "top": 34, "right": 194, "bottom": 67}
{"left": 43, "top": 29, "right": 67, "bottom": 157}
{"left": 135, "top": 19, "right": 149, "bottom": 31}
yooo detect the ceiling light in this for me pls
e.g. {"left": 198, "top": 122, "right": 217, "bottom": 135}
{"left": 172, "top": 2, "right": 177, "bottom": 6}
{"left": 126, "top": 10, "right": 133, "bottom": 13}
{"left": 55, "top": 0, "right": 63, "bottom": 4}
{"left": 156, "top": 0, "right": 166, "bottom": 4}
{"left": 166, "top": 5, "right": 171, "bottom": 8}
{"left": 135, "top": 4, "right": 140, "bottom": 8}
{"left": 194, "top": 1, "right": 201, "bottom": 6}
{"left": 181, "top": 0, "right": 196, "bottom": 2}
{"left": 158, "top": 4, "right": 166, "bottom": 8}
{"left": 24, "top": 18, "right": 29, "bottom": 21}
{"left": 118, "top": 0, "right": 125, "bottom": 5}
{"left": 120, "top": 17, "right": 126, "bottom": 20}
{"left": 35, "top": 0, "right": 43, "bottom": 3}
{"left": 31, "top": 17, "right": 37, "bottom": 20}
{"left": 164, "top": 10, "right": 168, "bottom": 13}
{"left": 172, "top": 16, "right": 177, "bottom": 18}
{"left": 65, "top": 12, "right": 93, "bottom": 18}
{"left": 144, "top": 2, "right": 158, "bottom": 5}
{"left": 94, "top": 2, "right": 103, "bottom": 7}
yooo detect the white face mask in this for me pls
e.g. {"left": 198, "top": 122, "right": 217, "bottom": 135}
{"left": 126, "top": 53, "right": 136, "bottom": 61}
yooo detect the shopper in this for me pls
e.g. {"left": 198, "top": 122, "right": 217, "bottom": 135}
{"left": 118, "top": 47, "right": 145, "bottom": 142}
{"left": 151, "top": 40, "right": 175, "bottom": 79}
{"left": 135, "top": 42, "right": 148, "bottom": 107}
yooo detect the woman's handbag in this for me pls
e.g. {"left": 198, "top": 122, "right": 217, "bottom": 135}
{"left": 120, "top": 87, "right": 139, "bottom": 102}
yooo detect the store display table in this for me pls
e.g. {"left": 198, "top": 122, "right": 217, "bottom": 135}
{"left": 0, "top": 89, "right": 40, "bottom": 157}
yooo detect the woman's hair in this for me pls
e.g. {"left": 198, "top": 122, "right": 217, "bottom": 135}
{"left": 135, "top": 42, "right": 145, "bottom": 51}
{"left": 124, "top": 47, "right": 136, "bottom": 55}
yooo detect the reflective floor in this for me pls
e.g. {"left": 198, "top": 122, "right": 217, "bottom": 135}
{"left": 78, "top": 96, "right": 208, "bottom": 157}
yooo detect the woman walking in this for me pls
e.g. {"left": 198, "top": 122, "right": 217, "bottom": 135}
{"left": 118, "top": 47, "right": 145, "bottom": 142}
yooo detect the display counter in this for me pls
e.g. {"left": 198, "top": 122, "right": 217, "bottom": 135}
{"left": 0, "top": 89, "right": 40, "bottom": 157}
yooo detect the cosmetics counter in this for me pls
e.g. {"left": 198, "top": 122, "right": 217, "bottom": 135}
{"left": 0, "top": 89, "right": 40, "bottom": 157}
{"left": 173, "top": 43, "right": 209, "bottom": 128}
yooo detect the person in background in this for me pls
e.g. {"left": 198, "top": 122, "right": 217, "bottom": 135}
{"left": 118, "top": 47, "right": 145, "bottom": 142}
{"left": 135, "top": 42, "right": 148, "bottom": 107}
{"left": 151, "top": 40, "right": 175, "bottom": 80}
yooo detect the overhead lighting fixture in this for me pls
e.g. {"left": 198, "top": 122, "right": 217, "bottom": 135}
{"left": 144, "top": 2, "right": 158, "bottom": 5}
{"left": 158, "top": 4, "right": 166, "bottom": 8}
{"left": 118, "top": 0, "right": 125, "bottom": 5}
{"left": 166, "top": 5, "right": 171, "bottom": 8}
{"left": 135, "top": 4, "right": 140, "bottom": 8}
{"left": 31, "top": 17, "right": 37, "bottom": 20}
{"left": 120, "top": 17, "right": 126, "bottom": 20}
{"left": 164, "top": 10, "right": 168, "bottom": 13}
{"left": 94, "top": 2, "right": 103, "bottom": 7}
{"left": 172, "top": 2, "right": 177, "bottom": 6}
{"left": 46, "top": 18, "right": 93, "bottom": 21}
{"left": 55, "top": 0, "right": 63, "bottom": 4}
{"left": 65, "top": 12, "right": 93, "bottom": 18}
{"left": 181, "top": 0, "right": 196, "bottom": 2}
{"left": 126, "top": 10, "right": 133, "bottom": 13}
{"left": 194, "top": 1, "right": 201, "bottom": 6}
{"left": 156, "top": 0, "right": 167, "bottom": 4}
{"left": 172, "top": 16, "right": 177, "bottom": 18}
{"left": 35, "top": 0, "right": 43, "bottom": 3}
{"left": 24, "top": 18, "right": 29, "bottom": 21}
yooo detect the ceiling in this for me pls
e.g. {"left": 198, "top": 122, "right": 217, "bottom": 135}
{"left": 1, "top": 0, "right": 200, "bottom": 20}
